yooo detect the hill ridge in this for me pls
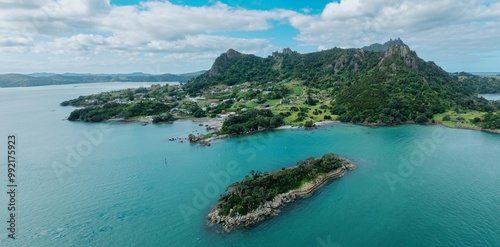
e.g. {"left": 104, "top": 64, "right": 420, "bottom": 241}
{"left": 184, "top": 40, "right": 499, "bottom": 125}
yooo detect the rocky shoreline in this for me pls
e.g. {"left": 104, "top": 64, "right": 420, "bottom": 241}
{"left": 208, "top": 163, "right": 356, "bottom": 232}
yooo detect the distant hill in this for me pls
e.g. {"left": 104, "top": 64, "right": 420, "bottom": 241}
{"left": 184, "top": 40, "right": 496, "bottom": 124}
{"left": 450, "top": 72, "right": 500, "bottom": 94}
{"left": 0, "top": 71, "right": 206, "bottom": 87}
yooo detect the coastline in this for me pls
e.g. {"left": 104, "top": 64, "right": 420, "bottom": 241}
{"left": 90, "top": 116, "right": 500, "bottom": 137}
{"left": 208, "top": 163, "right": 356, "bottom": 232}
{"left": 193, "top": 120, "right": 342, "bottom": 145}
{"left": 354, "top": 120, "right": 500, "bottom": 135}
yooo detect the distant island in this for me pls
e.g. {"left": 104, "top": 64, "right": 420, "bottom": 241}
{"left": 208, "top": 153, "right": 356, "bottom": 232}
{"left": 0, "top": 71, "right": 205, "bottom": 87}
{"left": 61, "top": 39, "right": 500, "bottom": 135}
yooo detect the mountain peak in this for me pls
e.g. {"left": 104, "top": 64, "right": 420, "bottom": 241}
{"left": 362, "top": 38, "right": 407, "bottom": 52}
{"left": 208, "top": 49, "right": 244, "bottom": 77}
{"left": 380, "top": 43, "right": 418, "bottom": 69}
{"left": 386, "top": 38, "right": 405, "bottom": 46}
{"left": 225, "top": 49, "right": 241, "bottom": 60}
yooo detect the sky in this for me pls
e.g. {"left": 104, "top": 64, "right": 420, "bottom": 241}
{"left": 0, "top": 0, "right": 499, "bottom": 74}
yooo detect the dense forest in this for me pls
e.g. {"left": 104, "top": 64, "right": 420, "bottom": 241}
{"left": 216, "top": 153, "right": 348, "bottom": 216}
{"left": 332, "top": 46, "right": 495, "bottom": 124}
{"left": 220, "top": 109, "right": 285, "bottom": 135}
{"left": 482, "top": 112, "right": 500, "bottom": 129}
{"left": 452, "top": 72, "right": 500, "bottom": 94}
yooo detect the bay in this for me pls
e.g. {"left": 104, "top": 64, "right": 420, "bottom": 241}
{"left": 0, "top": 83, "right": 499, "bottom": 247}
{"left": 479, "top": 94, "right": 500, "bottom": 101}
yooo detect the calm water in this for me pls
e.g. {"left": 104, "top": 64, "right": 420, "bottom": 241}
{"left": 479, "top": 94, "right": 500, "bottom": 101}
{"left": 1, "top": 83, "right": 499, "bottom": 247}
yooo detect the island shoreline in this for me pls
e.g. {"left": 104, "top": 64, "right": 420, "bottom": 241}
{"left": 207, "top": 163, "right": 356, "bottom": 232}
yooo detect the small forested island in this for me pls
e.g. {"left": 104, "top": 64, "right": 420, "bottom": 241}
{"left": 61, "top": 39, "right": 500, "bottom": 134}
{"left": 208, "top": 153, "right": 355, "bottom": 231}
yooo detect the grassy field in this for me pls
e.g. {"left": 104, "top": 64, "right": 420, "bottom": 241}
{"left": 270, "top": 99, "right": 336, "bottom": 125}
{"left": 433, "top": 110, "right": 484, "bottom": 129}
{"left": 287, "top": 81, "right": 304, "bottom": 95}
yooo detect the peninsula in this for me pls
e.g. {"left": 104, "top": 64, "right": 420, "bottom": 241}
{"left": 208, "top": 153, "right": 356, "bottom": 231}
{"left": 61, "top": 39, "right": 500, "bottom": 132}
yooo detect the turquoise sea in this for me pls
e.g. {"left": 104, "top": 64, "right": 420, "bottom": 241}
{"left": 480, "top": 94, "right": 500, "bottom": 101}
{"left": 0, "top": 83, "right": 499, "bottom": 247}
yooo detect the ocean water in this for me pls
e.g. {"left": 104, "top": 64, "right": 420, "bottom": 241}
{"left": 0, "top": 83, "right": 499, "bottom": 247}
{"left": 479, "top": 94, "right": 500, "bottom": 101}
{"left": 470, "top": 72, "right": 500, "bottom": 76}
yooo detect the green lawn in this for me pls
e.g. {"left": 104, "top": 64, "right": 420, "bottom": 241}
{"left": 433, "top": 110, "right": 484, "bottom": 129}
{"left": 271, "top": 100, "right": 336, "bottom": 125}
{"left": 244, "top": 102, "right": 258, "bottom": 108}
{"left": 264, "top": 99, "right": 281, "bottom": 106}
{"left": 287, "top": 81, "right": 304, "bottom": 95}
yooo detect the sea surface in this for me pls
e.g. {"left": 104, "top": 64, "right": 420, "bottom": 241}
{"left": 470, "top": 72, "right": 500, "bottom": 76}
{"left": 479, "top": 94, "right": 500, "bottom": 101}
{"left": 0, "top": 83, "right": 499, "bottom": 247}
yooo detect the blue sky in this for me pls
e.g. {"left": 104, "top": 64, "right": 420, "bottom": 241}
{"left": 0, "top": 0, "right": 499, "bottom": 74}
{"left": 112, "top": 0, "right": 336, "bottom": 13}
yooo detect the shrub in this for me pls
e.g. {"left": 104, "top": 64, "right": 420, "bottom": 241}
{"left": 414, "top": 114, "right": 428, "bottom": 123}
{"left": 153, "top": 114, "right": 175, "bottom": 123}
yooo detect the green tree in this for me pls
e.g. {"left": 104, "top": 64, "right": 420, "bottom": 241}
{"left": 414, "top": 114, "right": 428, "bottom": 123}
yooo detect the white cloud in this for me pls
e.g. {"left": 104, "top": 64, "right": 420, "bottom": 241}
{"left": 33, "top": 33, "right": 275, "bottom": 56}
{"left": 0, "top": 0, "right": 298, "bottom": 72}
{"left": 321, "top": 0, "right": 365, "bottom": 20}
{"left": 0, "top": 1, "right": 292, "bottom": 51}
{"left": 290, "top": 0, "right": 500, "bottom": 53}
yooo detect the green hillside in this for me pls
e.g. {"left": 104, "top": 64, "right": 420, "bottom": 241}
{"left": 184, "top": 40, "right": 498, "bottom": 126}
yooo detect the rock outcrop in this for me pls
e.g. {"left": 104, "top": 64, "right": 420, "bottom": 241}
{"left": 380, "top": 44, "right": 418, "bottom": 70}
{"left": 188, "top": 133, "right": 211, "bottom": 146}
{"left": 208, "top": 49, "right": 242, "bottom": 77}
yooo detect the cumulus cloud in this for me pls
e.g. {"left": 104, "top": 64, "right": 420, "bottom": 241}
{"left": 0, "top": 0, "right": 293, "bottom": 53}
{"left": 99, "top": 1, "right": 285, "bottom": 41}
{"left": 290, "top": 0, "right": 500, "bottom": 53}
{"left": 33, "top": 33, "right": 275, "bottom": 56}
